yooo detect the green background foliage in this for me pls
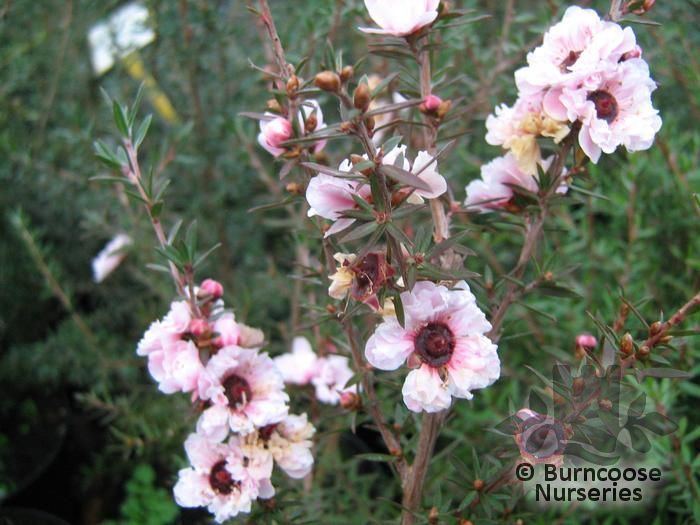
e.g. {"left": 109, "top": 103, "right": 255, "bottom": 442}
{"left": 1, "top": 0, "right": 699, "bottom": 523}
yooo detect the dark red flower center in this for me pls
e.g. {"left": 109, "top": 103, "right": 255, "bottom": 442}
{"left": 588, "top": 90, "right": 619, "bottom": 123}
{"left": 560, "top": 50, "right": 582, "bottom": 71}
{"left": 415, "top": 322, "right": 455, "bottom": 367}
{"left": 223, "top": 374, "right": 252, "bottom": 408}
{"left": 258, "top": 423, "right": 278, "bottom": 442}
{"left": 209, "top": 460, "right": 238, "bottom": 495}
{"left": 352, "top": 253, "right": 380, "bottom": 299}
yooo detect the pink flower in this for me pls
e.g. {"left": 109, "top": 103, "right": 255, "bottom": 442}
{"left": 197, "top": 346, "right": 289, "bottom": 438}
{"left": 359, "top": 0, "right": 440, "bottom": 37}
{"left": 306, "top": 145, "right": 446, "bottom": 237}
{"left": 91, "top": 233, "right": 132, "bottom": 283}
{"left": 464, "top": 154, "right": 567, "bottom": 213}
{"left": 407, "top": 150, "right": 448, "bottom": 202}
{"left": 267, "top": 414, "right": 315, "bottom": 478}
{"left": 544, "top": 59, "right": 661, "bottom": 163}
{"left": 298, "top": 99, "right": 327, "bottom": 153}
{"left": 200, "top": 279, "right": 224, "bottom": 299}
{"left": 213, "top": 313, "right": 265, "bottom": 349}
{"left": 235, "top": 413, "right": 316, "bottom": 480}
{"left": 305, "top": 169, "right": 372, "bottom": 238}
{"left": 136, "top": 301, "right": 204, "bottom": 394}
{"left": 173, "top": 433, "right": 273, "bottom": 523}
{"left": 365, "top": 281, "right": 499, "bottom": 413}
{"left": 273, "top": 336, "right": 319, "bottom": 386}
{"left": 485, "top": 94, "right": 570, "bottom": 175}
{"left": 514, "top": 6, "right": 638, "bottom": 98}
{"left": 575, "top": 333, "right": 597, "bottom": 349}
{"left": 147, "top": 339, "right": 204, "bottom": 394}
{"left": 257, "top": 114, "right": 293, "bottom": 157}
{"left": 311, "top": 355, "right": 357, "bottom": 405}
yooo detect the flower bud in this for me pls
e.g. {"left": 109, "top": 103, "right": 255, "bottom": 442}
{"left": 314, "top": 71, "right": 341, "bottom": 92}
{"left": 200, "top": 278, "right": 224, "bottom": 299}
{"left": 428, "top": 507, "right": 439, "bottom": 525}
{"left": 620, "top": 332, "right": 634, "bottom": 355}
{"left": 420, "top": 94, "right": 443, "bottom": 114}
{"left": 473, "top": 479, "right": 485, "bottom": 491}
{"left": 340, "top": 65, "right": 354, "bottom": 83}
{"left": 339, "top": 391, "right": 362, "bottom": 411}
{"left": 598, "top": 398, "right": 613, "bottom": 411}
{"left": 258, "top": 117, "right": 293, "bottom": 157}
{"left": 364, "top": 115, "right": 376, "bottom": 131}
{"left": 460, "top": 520, "right": 474, "bottom": 525}
{"left": 637, "top": 345, "right": 650, "bottom": 358}
{"left": 436, "top": 99, "right": 452, "bottom": 119}
{"left": 575, "top": 333, "right": 597, "bottom": 349}
{"left": 286, "top": 75, "right": 300, "bottom": 96}
{"left": 572, "top": 377, "right": 585, "bottom": 396}
{"left": 353, "top": 82, "right": 372, "bottom": 112}
{"left": 649, "top": 321, "right": 663, "bottom": 336}
{"left": 285, "top": 182, "right": 303, "bottom": 195}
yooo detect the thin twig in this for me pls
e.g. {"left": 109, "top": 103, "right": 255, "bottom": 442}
{"left": 343, "top": 319, "right": 407, "bottom": 477}
{"left": 641, "top": 291, "right": 700, "bottom": 349}
{"left": 487, "top": 133, "right": 576, "bottom": 341}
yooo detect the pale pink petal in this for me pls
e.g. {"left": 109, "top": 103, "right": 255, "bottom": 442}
{"left": 402, "top": 365, "right": 452, "bottom": 413}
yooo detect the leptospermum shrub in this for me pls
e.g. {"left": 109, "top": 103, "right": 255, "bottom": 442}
{"left": 89, "top": 1, "right": 699, "bottom": 523}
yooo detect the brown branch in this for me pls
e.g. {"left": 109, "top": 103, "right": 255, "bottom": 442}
{"left": 487, "top": 133, "right": 576, "bottom": 341}
{"left": 400, "top": 412, "right": 445, "bottom": 525}
{"left": 122, "top": 139, "right": 201, "bottom": 316}
{"left": 257, "top": 0, "right": 294, "bottom": 84}
{"left": 343, "top": 320, "right": 407, "bottom": 478}
{"left": 641, "top": 290, "right": 700, "bottom": 349}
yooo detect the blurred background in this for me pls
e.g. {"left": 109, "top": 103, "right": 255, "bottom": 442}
{"left": 1, "top": 0, "right": 699, "bottom": 523}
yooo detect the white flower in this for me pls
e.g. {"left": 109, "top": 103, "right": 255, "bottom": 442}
{"left": 544, "top": 59, "right": 661, "bottom": 163}
{"left": 359, "top": 0, "right": 440, "bottom": 37}
{"left": 197, "top": 346, "right": 289, "bottom": 439}
{"left": 514, "top": 6, "right": 638, "bottom": 97}
{"left": 91, "top": 233, "right": 132, "bottom": 283}
{"left": 465, "top": 153, "right": 567, "bottom": 214}
{"left": 311, "top": 355, "right": 357, "bottom": 405}
{"left": 273, "top": 336, "right": 319, "bottom": 386}
{"left": 173, "top": 433, "right": 273, "bottom": 523}
{"left": 365, "top": 281, "right": 499, "bottom": 412}
{"left": 267, "top": 413, "right": 316, "bottom": 479}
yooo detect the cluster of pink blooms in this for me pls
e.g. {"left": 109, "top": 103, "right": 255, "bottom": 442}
{"left": 274, "top": 337, "right": 358, "bottom": 406}
{"left": 306, "top": 144, "right": 447, "bottom": 237}
{"left": 365, "top": 281, "right": 500, "bottom": 413}
{"left": 466, "top": 6, "right": 661, "bottom": 213}
{"left": 136, "top": 279, "right": 315, "bottom": 522}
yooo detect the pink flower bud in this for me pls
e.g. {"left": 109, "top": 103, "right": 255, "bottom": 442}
{"left": 188, "top": 318, "right": 210, "bottom": 337}
{"left": 575, "top": 333, "right": 597, "bottom": 349}
{"left": 200, "top": 279, "right": 224, "bottom": 299}
{"left": 424, "top": 94, "right": 442, "bottom": 111}
{"left": 339, "top": 391, "right": 362, "bottom": 411}
{"left": 257, "top": 116, "right": 293, "bottom": 157}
